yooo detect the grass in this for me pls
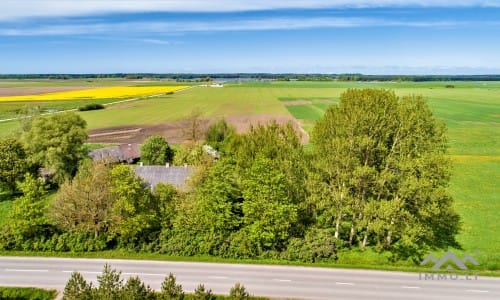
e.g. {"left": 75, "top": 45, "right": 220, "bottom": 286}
{"left": 0, "top": 80, "right": 498, "bottom": 272}
{"left": 0, "top": 287, "right": 57, "bottom": 300}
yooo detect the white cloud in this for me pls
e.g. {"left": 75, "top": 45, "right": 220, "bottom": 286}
{"left": 2, "top": 0, "right": 500, "bottom": 21}
{"left": 0, "top": 17, "right": 479, "bottom": 36}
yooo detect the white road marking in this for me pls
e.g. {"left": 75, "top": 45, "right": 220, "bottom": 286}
{"left": 273, "top": 279, "right": 292, "bottom": 282}
{"left": 466, "top": 289, "right": 489, "bottom": 293}
{"left": 5, "top": 269, "right": 49, "bottom": 272}
{"left": 336, "top": 282, "right": 355, "bottom": 286}
{"left": 62, "top": 270, "right": 102, "bottom": 275}
{"left": 208, "top": 276, "right": 228, "bottom": 279}
{"left": 402, "top": 286, "right": 421, "bottom": 289}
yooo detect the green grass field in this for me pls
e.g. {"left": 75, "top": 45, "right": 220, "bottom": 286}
{"left": 0, "top": 80, "right": 498, "bottom": 270}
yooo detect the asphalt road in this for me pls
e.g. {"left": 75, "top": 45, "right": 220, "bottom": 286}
{"left": 0, "top": 256, "right": 499, "bottom": 299}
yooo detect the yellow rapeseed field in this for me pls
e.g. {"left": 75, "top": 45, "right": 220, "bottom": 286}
{"left": 0, "top": 86, "right": 188, "bottom": 102}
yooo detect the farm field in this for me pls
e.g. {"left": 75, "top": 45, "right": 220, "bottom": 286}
{"left": 0, "top": 80, "right": 498, "bottom": 269}
{"left": 0, "top": 85, "right": 188, "bottom": 102}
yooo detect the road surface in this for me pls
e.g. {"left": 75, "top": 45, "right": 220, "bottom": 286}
{"left": 0, "top": 256, "right": 499, "bottom": 299}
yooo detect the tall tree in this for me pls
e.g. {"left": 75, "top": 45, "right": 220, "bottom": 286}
{"left": 7, "top": 173, "right": 48, "bottom": 243}
{"left": 141, "top": 135, "right": 174, "bottom": 165}
{"left": 241, "top": 157, "right": 298, "bottom": 253}
{"left": 21, "top": 112, "right": 87, "bottom": 183}
{"left": 109, "top": 164, "right": 158, "bottom": 246}
{"left": 0, "top": 138, "right": 28, "bottom": 193}
{"left": 50, "top": 161, "right": 113, "bottom": 236}
{"left": 310, "top": 89, "right": 460, "bottom": 258}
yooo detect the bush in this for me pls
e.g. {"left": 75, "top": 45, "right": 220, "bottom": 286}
{"left": 229, "top": 283, "right": 249, "bottom": 300}
{"left": 0, "top": 287, "right": 57, "bottom": 300}
{"left": 284, "top": 228, "right": 338, "bottom": 262}
{"left": 78, "top": 104, "right": 105, "bottom": 111}
{"left": 192, "top": 284, "right": 215, "bottom": 300}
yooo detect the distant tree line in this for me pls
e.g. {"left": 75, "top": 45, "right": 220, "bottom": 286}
{"left": 1, "top": 73, "right": 499, "bottom": 81}
{"left": 0, "top": 89, "right": 460, "bottom": 263}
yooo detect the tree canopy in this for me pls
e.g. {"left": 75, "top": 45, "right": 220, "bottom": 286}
{"left": 310, "top": 88, "right": 459, "bottom": 259}
{"left": 140, "top": 135, "right": 174, "bottom": 165}
{"left": 0, "top": 138, "right": 28, "bottom": 193}
{"left": 21, "top": 112, "right": 87, "bottom": 183}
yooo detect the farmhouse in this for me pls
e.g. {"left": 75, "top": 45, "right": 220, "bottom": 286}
{"left": 134, "top": 164, "right": 193, "bottom": 189}
{"left": 89, "top": 143, "right": 140, "bottom": 164}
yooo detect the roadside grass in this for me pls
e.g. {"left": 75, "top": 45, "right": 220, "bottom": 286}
{"left": 0, "top": 287, "right": 57, "bottom": 300}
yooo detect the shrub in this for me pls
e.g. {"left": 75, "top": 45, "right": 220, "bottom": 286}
{"left": 284, "top": 228, "right": 338, "bottom": 262}
{"left": 78, "top": 103, "right": 105, "bottom": 111}
{"left": 229, "top": 283, "right": 249, "bottom": 300}
{"left": 192, "top": 284, "right": 215, "bottom": 300}
{"left": 0, "top": 287, "right": 57, "bottom": 300}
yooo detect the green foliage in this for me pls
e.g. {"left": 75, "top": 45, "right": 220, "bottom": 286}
{"left": 159, "top": 273, "right": 184, "bottom": 300}
{"left": 141, "top": 135, "right": 174, "bottom": 165}
{"left": 78, "top": 103, "right": 105, "bottom": 111}
{"left": 310, "top": 89, "right": 460, "bottom": 259}
{"left": 50, "top": 161, "right": 113, "bottom": 236}
{"left": 173, "top": 142, "right": 211, "bottom": 166}
{"left": 109, "top": 164, "right": 158, "bottom": 247}
{"left": 63, "top": 272, "right": 93, "bottom": 300}
{"left": 240, "top": 158, "right": 298, "bottom": 254}
{"left": 228, "top": 283, "right": 249, "bottom": 300}
{"left": 7, "top": 174, "right": 49, "bottom": 244}
{"left": 0, "top": 138, "right": 28, "bottom": 193}
{"left": 21, "top": 112, "right": 87, "bottom": 183}
{"left": 122, "top": 276, "right": 155, "bottom": 300}
{"left": 62, "top": 265, "right": 261, "bottom": 300}
{"left": 205, "top": 119, "right": 236, "bottom": 151}
{"left": 164, "top": 159, "right": 241, "bottom": 256}
{"left": 284, "top": 228, "right": 337, "bottom": 262}
{"left": 95, "top": 264, "right": 123, "bottom": 300}
{"left": 192, "top": 285, "right": 215, "bottom": 300}
{"left": 0, "top": 287, "right": 57, "bottom": 300}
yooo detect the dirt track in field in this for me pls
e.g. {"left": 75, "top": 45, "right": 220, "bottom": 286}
{"left": 87, "top": 114, "right": 309, "bottom": 145}
{"left": 282, "top": 100, "right": 312, "bottom": 106}
{"left": 0, "top": 86, "right": 95, "bottom": 97}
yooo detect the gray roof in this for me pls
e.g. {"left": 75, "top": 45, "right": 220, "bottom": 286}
{"left": 134, "top": 166, "right": 193, "bottom": 189}
{"left": 89, "top": 144, "right": 140, "bottom": 163}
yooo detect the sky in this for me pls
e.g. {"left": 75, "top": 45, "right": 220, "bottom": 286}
{"left": 1, "top": 0, "right": 500, "bottom": 74}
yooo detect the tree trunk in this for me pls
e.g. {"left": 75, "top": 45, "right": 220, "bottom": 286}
{"left": 334, "top": 211, "right": 342, "bottom": 240}
{"left": 349, "top": 213, "right": 356, "bottom": 245}
{"left": 385, "top": 217, "right": 395, "bottom": 248}
{"left": 362, "top": 224, "right": 369, "bottom": 248}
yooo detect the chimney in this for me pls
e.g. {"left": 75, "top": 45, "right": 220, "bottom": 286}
{"left": 184, "top": 163, "right": 188, "bottom": 168}
{"left": 165, "top": 162, "right": 170, "bottom": 168}
{"left": 139, "top": 162, "right": 143, "bottom": 166}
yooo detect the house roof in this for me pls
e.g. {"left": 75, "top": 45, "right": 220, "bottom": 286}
{"left": 134, "top": 165, "right": 193, "bottom": 189}
{"left": 89, "top": 143, "right": 140, "bottom": 163}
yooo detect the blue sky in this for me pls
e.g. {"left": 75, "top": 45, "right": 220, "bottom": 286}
{"left": 1, "top": 0, "right": 500, "bottom": 74}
